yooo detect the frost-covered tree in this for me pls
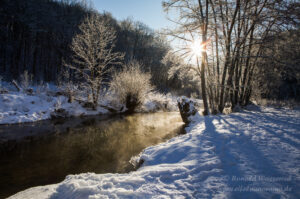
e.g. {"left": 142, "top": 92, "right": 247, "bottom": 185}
{"left": 20, "top": 70, "right": 33, "bottom": 91}
{"left": 109, "top": 60, "right": 153, "bottom": 113}
{"left": 66, "top": 14, "right": 124, "bottom": 109}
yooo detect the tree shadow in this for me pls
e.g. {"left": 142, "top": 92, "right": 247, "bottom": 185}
{"left": 198, "top": 115, "right": 300, "bottom": 198}
{"left": 229, "top": 112, "right": 300, "bottom": 149}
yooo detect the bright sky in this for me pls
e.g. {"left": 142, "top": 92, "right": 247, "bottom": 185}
{"left": 92, "top": 0, "right": 172, "bottom": 31}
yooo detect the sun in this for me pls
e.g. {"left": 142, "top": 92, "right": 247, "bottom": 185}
{"left": 190, "top": 39, "right": 205, "bottom": 56}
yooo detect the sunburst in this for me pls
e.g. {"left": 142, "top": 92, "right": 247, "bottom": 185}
{"left": 190, "top": 39, "right": 205, "bottom": 56}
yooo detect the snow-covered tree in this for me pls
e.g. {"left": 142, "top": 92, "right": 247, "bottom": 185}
{"left": 109, "top": 60, "right": 153, "bottom": 113}
{"left": 66, "top": 14, "right": 124, "bottom": 109}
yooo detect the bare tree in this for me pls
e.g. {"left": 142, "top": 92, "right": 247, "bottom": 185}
{"left": 66, "top": 14, "right": 124, "bottom": 109}
{"left": 163, "top": 0, "right": 211, "bottom": 115}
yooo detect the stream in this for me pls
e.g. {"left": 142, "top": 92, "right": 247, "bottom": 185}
{"left": 0, "top": 112, "right": 184, "bottom": 198}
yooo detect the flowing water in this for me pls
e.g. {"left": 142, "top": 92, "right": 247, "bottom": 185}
{"left": 0, "top": 112, "right": 184, "bottom": 198}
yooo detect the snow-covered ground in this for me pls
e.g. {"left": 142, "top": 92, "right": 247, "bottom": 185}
{"left": 9, "top": 105, "right": 300, "bottom": 198}
{"left": 0, "top": 85, "right": 180, "bottom": 125}
{"left": 0, "top": 92, "right": 109, "bottom": 124}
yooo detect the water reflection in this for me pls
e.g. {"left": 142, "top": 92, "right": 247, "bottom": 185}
{"left": 0, "top": 112, "right": 184, "bottom": 198}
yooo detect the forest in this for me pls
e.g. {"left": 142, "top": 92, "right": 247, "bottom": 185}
{"left": 0, "top": 0, "right": 194, "bottom": 94}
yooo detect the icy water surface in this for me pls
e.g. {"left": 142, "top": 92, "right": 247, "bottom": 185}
{"left": 0, "top": 112, "right": 184, "bottom": 198}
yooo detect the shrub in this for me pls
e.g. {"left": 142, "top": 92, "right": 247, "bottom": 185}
{"left": 20, "top": 70, "right": 33, "bottom": 90}
{"left": 110, "top": 61, "right": 153, "bottom": 113}
{"left": 57, "top": 70, "right": 78, "bottom": 103}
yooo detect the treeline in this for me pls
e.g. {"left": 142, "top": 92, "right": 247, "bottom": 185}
{"left": 0, "top": 0, "right": 190, "bottom": 93}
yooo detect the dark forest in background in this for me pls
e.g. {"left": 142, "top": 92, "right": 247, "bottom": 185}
{"left": 0, "top": 0, "right": 173, "bottom": 91}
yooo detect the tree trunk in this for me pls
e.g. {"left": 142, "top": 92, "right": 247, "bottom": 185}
{"left": 200, "top": 56, "right": 209, "bottom": 115}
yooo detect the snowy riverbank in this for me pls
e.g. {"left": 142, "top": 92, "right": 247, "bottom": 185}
{"left": 9, "top": 105, "right": 300, "bottom": 198}
{"left": 0, "top": 87, "right": 180, "bottom": 125}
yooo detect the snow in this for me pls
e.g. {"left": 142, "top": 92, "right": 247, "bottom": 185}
{"left": 141, "top": 92, "right": 178, "bottom": 112}
{"left": 8, "top": 105, "right": 300, "bottom": 198}
{"left": 0, "top": 85, "right": 177, "bottom": 125}
{"left": 0, "top": 92, "right": 109, "bottom": 125}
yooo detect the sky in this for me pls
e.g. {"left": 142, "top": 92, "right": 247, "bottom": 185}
{"left": 92, "top": 0, "right": 173, "bottom": 31}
